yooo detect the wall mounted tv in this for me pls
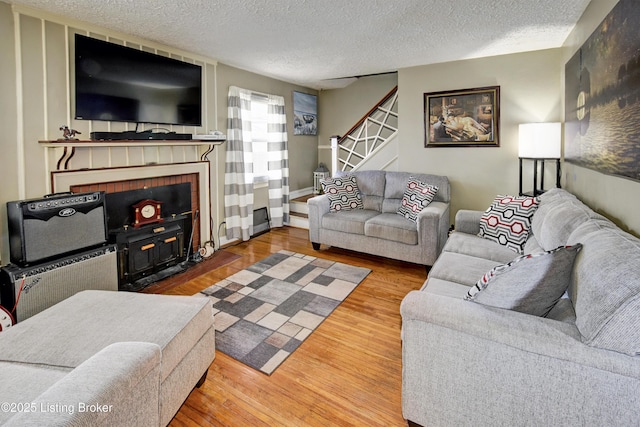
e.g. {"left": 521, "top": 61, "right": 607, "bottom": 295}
{"left": 74, "top": 34, "right": 202, "bottom": 126}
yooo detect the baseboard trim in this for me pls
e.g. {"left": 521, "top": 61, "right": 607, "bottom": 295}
{"left": 290, "top": 187, "right": 314, "bottom": 199}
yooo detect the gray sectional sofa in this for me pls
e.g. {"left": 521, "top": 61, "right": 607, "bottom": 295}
{"left": 0, "top": 290, "right": 216, "bottom": 426}
{"left": 308, "top": 170, "right": 450, "bottom": 265}
{"left": 401, "top": 188, "right": 640, "bottom": 426}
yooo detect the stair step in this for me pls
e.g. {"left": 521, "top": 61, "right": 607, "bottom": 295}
{"left": 288, "top": 193, "right": 314, "bottom": 229}
{"left": 290, "top": 193, "right": 316, "bottom": 215}
{"left": 291, "top": 193, "right": 317, "bottom": 203}
{"left": 290, "top": 203, "right": 309, "bottom": 215}
{"left": 289, "top": 214, "right": 309, "bottom": 229}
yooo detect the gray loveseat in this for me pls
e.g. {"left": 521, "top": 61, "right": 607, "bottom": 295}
{"left": 308, "top": 170, "right": 450, "bottom": 266}
{"left": 0, "top": 290, "right": 216, "bottom": 426}
{"left": 401, "top": 188, "right": 640, "bottom": 426}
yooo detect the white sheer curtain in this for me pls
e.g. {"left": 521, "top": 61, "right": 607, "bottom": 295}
{"left": 224, "top": 86, "right": 289, "bottom": 241}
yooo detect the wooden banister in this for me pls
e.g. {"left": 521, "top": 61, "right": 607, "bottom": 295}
{"left": 338, "top": 86, "right": 398, "bottom": 145}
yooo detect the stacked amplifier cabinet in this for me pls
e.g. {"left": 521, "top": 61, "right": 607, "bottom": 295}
{"left": 0, "top": 245, "right": 118, "bottom": 322}
{"left": 1, "top": 191, "right": 117, "bottom": 322}
{"left": 6, "top": 192, "right": 108, "bottom": 266}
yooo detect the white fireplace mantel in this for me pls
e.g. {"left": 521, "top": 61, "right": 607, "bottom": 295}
{"left": 39, "top": 139, "right": 222, "bottom": 172}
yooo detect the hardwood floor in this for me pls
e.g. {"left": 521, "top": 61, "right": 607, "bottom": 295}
{"left": 159, "top": 227, "right": 426, "bottom": 427}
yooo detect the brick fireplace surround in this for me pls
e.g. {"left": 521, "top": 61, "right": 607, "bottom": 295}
{"left": 70, "top": 173, "right": 201, "bottom": 251}
{"left": 50, "top": 162, "right": 212, "bottom": 255}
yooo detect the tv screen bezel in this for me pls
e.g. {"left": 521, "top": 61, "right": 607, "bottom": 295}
{"left": 73, "top": 34, "right": 203, "bottom": 127}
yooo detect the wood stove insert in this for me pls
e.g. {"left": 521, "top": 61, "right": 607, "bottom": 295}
{"left": 101, "top": 182, "right": 194, "bottom": 289}
{"left": 112, "top": 215, "right": 186, "bottom": 288}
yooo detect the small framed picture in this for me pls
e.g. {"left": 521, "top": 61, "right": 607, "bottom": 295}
{"left": 293, "top": 91, "right": 318, "bottom": 135}
{"left": 424, "top": 86, "right": 500, "bottom": 147}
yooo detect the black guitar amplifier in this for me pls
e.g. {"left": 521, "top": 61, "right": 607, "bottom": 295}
{"left": 0, "top": 244, "right": 118, "bottom": 322}
{"left": 6, "top": 192, "right": 108, "bottom": 266}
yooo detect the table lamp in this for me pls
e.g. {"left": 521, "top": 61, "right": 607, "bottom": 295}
{"left": 518, "top": 122, "right": 561, "bottom": 196}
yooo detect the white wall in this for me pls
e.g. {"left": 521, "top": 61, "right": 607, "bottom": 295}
{"left": 397, "top": 48, "right": 563, "bottom": 226}
{"left": 216, "top": 63, "right": 319, "bottom": 193}
{"left": 320, "top": 0, "right": 639, "bottom": 237}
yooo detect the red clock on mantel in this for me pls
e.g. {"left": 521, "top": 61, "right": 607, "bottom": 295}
{"left": 132, "top": 199, "right": 164, "bottom": 228}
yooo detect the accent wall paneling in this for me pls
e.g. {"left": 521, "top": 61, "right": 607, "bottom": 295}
{"left": 2, "top": 3, "right": 319, "bottom": 263}
{"left": 7, "top": 4, "right": 220, "bottom": 200}
{"left": 19, "top": 13, "right": 49, "bottom": 199}
{"left": 1, "top": 5, "right": 217, "bottom": 264}
{"left": 1, "top": 1, "right": 18, "bottom": 201}
{"left": 39, "top": 140, "right": 210, "bottom": 175}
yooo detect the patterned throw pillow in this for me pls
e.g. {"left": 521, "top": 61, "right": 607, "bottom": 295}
{"left": 478, "top": 195, "right": 539, "bottom": 253}
{"left": 321, "top": 175, "right": 363, "bottom": 212}
{"left": 465, "top": 244, "right": 582, "bottom": 317}
{"left": 397, "top": 178, "right": 439, "bottom": 221}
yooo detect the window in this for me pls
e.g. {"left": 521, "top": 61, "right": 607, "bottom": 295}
{"left": 225, "top": 85, "right": 289, "bottom": 239}
{"left": 249, "top": 95, "right": 269, "bottom": 185}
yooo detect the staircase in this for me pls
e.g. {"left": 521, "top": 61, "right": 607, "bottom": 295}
{"left": 291, "top": 86, "right": 400, "bottom": 230}
{"left": 289, "top": 193, "right": 313, "bottom": 229}
{"left": 332, "top": 86, "right": 398, "bottom": 173}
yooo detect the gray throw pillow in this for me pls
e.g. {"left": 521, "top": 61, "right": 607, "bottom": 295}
{"left": 465, "top": 244, "right": 582, "bottom": 317}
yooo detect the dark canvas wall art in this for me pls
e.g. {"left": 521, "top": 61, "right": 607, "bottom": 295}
{"left": 565, "top": 0, "right": 640, "bottom": 181}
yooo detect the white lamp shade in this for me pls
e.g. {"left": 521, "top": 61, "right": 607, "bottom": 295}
{"left": 518, "top": 122, "right": 561, "bottom": 158}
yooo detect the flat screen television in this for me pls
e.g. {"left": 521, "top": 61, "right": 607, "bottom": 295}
{"left": 74, "top": 34, "right": 202, "bottom": 126}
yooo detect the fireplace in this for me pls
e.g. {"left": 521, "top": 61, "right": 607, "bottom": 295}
{"left": 69, "top": 174, "right": 200, "bottom": 248}
{"left": 113, "top": 216, "right": 186, "bottom": 288}
{"left": 99, "top": 183, "right": 193, "bottom": 288}
{"left": 68, "top": 174, "right": 200, "bottom": 289}
{"left": 51, "top": 162, "right": 210, "bottom": 244}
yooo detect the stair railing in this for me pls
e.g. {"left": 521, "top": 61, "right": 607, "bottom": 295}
{"left": 331, "top": 86, "right": 398, "bottom": 173}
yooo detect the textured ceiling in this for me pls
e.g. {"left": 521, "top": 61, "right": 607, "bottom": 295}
{"left": 9, "top": 0, "right": 592, "bottom": 89}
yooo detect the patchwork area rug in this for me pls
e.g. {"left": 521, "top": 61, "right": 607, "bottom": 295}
{"left": 198, "top": 250, "right": 371, "bottom": 374}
